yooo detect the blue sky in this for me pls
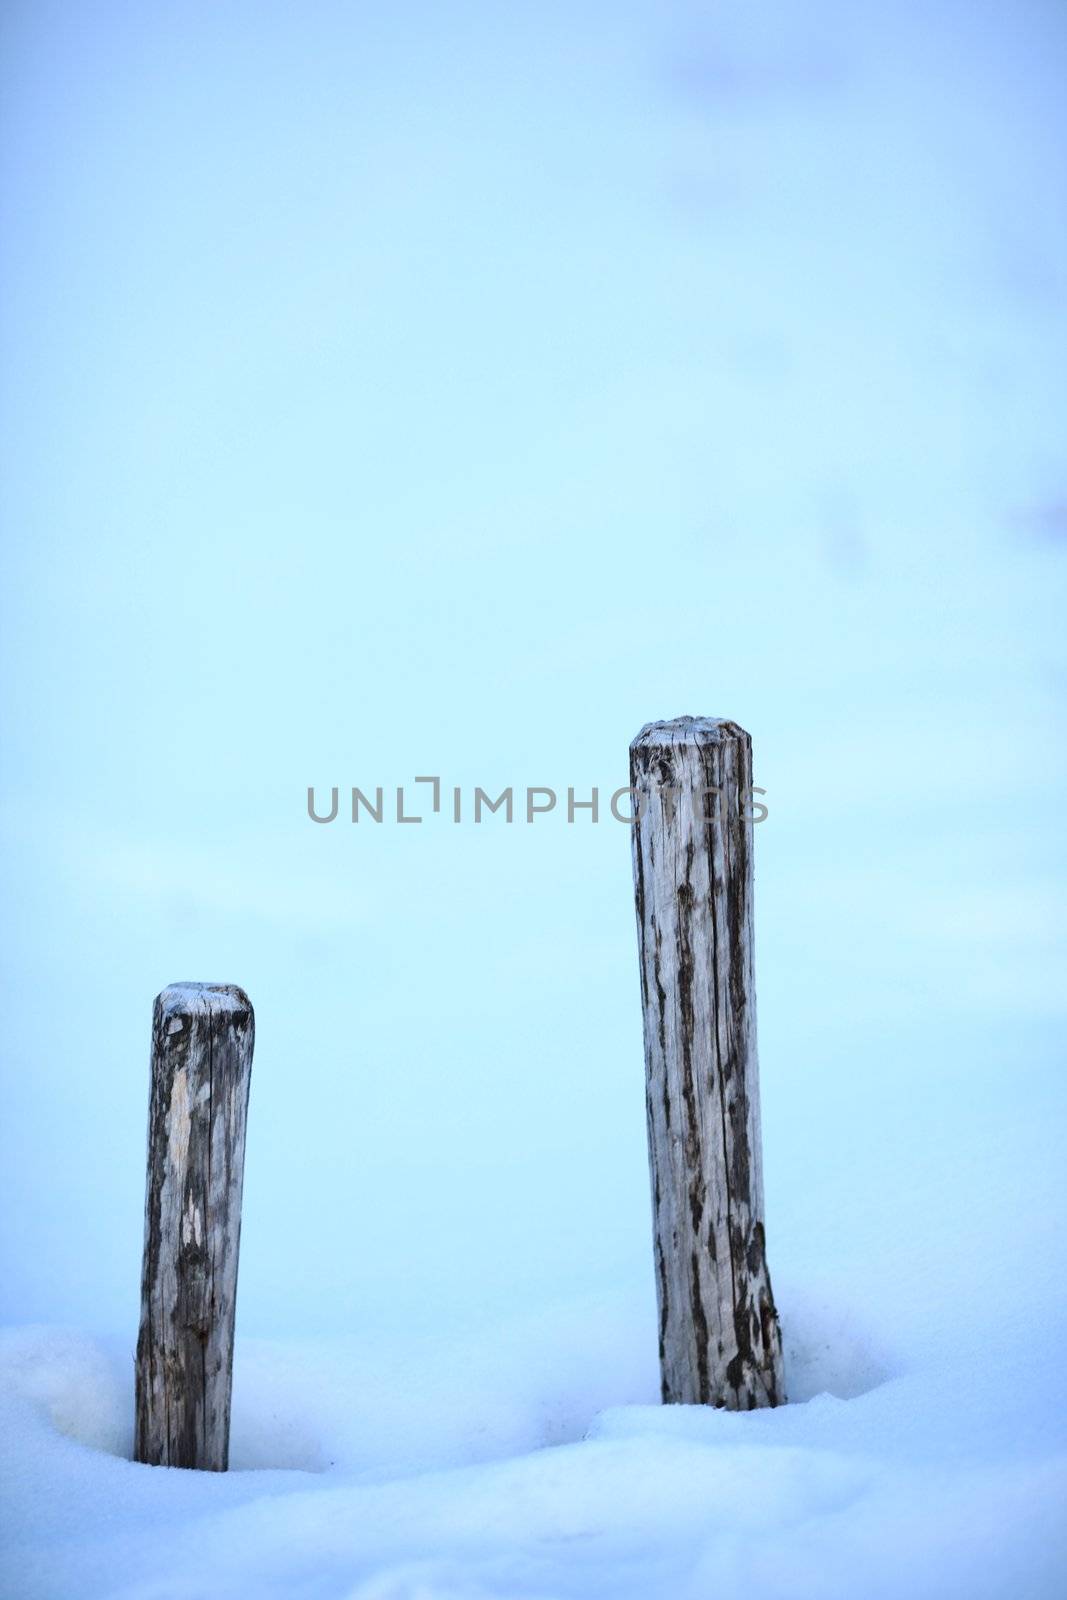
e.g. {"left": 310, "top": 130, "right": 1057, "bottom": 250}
{"left": 1, "top": 0, "right": 1065, "bottom": 1342}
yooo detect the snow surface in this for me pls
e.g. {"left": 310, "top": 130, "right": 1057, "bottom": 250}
{"left": 2, "top": 1285, "right": 1065, "bottom": 1598}
{"left": 2, "top": 0, "right": 1066, "bottom": 1595}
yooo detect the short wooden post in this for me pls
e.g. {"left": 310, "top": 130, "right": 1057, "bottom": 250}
{"left": 135, "top": 983, "right": 254, "bottom": 1469}
{"left": 630, "top": 718, "right": 784, "bottom": 1408}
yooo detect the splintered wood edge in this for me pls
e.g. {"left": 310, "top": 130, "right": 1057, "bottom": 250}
{"left": 156, "top": 983, "right": 253, "bottom": 1022}
{"left": 630, "top": 716, "right": 750, "bottom": 752}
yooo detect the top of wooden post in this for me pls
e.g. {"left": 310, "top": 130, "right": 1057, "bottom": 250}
{"left": 630, "top": 716, "right": 749, "bottom": 752}
{"left": 156, "top": 983, "right": 252, "bottom": 1023}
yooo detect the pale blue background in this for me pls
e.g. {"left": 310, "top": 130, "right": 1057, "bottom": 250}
{"left": 1, "top": 0, "right": 1065, "bottom": 1348}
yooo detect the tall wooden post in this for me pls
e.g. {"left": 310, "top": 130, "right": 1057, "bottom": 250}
{"left": 135, "top": 983, "right": 254, "bottom": 1469}
{"left": 630, "top": 718, "right": 784, "bottom": 1409}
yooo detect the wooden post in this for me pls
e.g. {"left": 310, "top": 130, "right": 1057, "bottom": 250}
{"left": 135, "top": 983, "right": 254, "bottom": 1469}
{"left": 630, "top": 718, "right": 784, "bottom": 1409}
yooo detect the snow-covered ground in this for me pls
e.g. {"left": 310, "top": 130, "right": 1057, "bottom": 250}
{"left": 2, "top": 1275, "right": 1064, "bottom": 1598}
{"left": 2, "top": 0, "right": 1066, "bottom": 1595}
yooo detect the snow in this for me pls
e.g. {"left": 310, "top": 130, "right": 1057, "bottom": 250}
{"left": 2, "top": 1290, "right": 1065, "bottom": 1598}
{"left": 2, "top": 0, "right": 1066, "bottom": 1594}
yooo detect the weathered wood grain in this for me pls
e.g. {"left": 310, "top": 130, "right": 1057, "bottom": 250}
{"left": 135, "top": 983, "right": 254, "bottom": 1469}
{"left": 630, "top": 718, "right": 784, "bottom": 1409}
